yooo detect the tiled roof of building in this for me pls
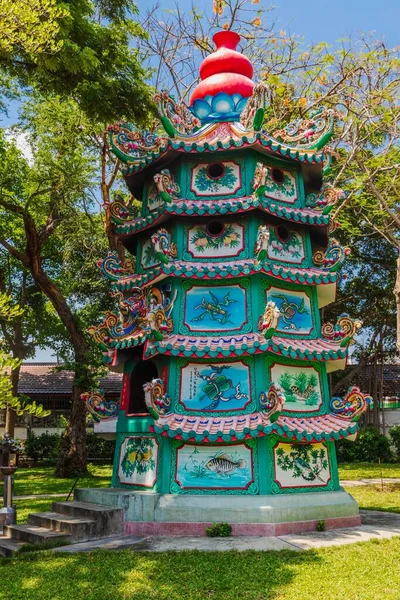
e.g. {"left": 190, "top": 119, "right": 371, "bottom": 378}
{"left": 16, "top": 363, "right": 122, "bottom": 396}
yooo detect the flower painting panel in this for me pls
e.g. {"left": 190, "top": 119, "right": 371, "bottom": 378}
{"left": 141, "top": 239, "right": 161, "bottom": 269}
{"left": 188, "top": 222, "right": 244, "bottom": 258}
{"left": 175, "top": 444, "right": 254, "bottom": 490}
{"left": 267, "top": 287, "right": 313, "bottom": 335}
{"left": 184, "top": 284, "right": 247, "bottom": 332}
{"left": 180, "top": 361, "right": 251, "bottom": 412}
{"left": 274, "top": 442, "right": 331, "bottom": 488}
{"left": 118, "top": 436, "right": 158, "bottom": 487}
{"left": 263, "top": 167, "right": 298, "bottom": 204}
{"left": 268, "top": 228, "right": 305, "bottom": 264}
{"left": 270, "top": 363, "right": 323, "bottom": 412}
{"left": 191, "top": 161, "right": 242, "bottom": 197}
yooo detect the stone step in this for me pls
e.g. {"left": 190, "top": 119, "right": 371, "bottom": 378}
{"left": 52, "top": 502, "right": 124, "bottom": 537}
{"left": 0, "top": 536, "right": 26, "bottom": 557}
{"left": 27, "top": 512, "right": 96, "bottom": 541}
{"left": 3, "top": 524, "right": 71, "bottom": 545}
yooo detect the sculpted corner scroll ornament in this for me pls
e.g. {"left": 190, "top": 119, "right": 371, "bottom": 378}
{"left": 258, "top": 301, "right": 280, "bottom": 339}
{"left": 97, "top": 252, "right": 135, "bottom": 281}
{"left": 313, "top": 239, "right": 351, "bottom": 272}
{"left": 259, "top": 382, "right": 286, "bottom": 422}
{"left": 272, "top": 107, "right": 339, "bottom": 150}
{"left": 81, "top": 390, "right": 119, "bottom": 422}
{"left": 150, "top": 228, "right": 178, "bottom": 264}
{"left": 329, "top": 386, "right": 372, "bottom": 421}
{"left": 255, "top": 224, "right": 270, "bottom": 261}
{"left": 143, "top": 378, "right": 171, "bottom": 419}
{"left": 153, "top": 169, "right": 180, "bottom": 203}
{"left": 321, "top": 313, "right": 362, "bottom": 347}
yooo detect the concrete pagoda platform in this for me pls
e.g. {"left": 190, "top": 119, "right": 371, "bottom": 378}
{"left": 75, "top": 487, "right": 360, "bottom": 536}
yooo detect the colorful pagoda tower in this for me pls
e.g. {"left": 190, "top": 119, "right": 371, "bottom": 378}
{"left": 83, "top": 31, "right": 371, "bottom": 535}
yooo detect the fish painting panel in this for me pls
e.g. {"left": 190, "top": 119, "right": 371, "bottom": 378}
{"left": 184, "top": 285, "right": 247, "bottom": 332}
{"left": 266, "top": 287, "right": 313, "bottom": 335}
{"left": 180, "top": 362, "right": 251, "bottom": 411}
{"left": 175, "top": 444, "right": 254, "bottom": 490}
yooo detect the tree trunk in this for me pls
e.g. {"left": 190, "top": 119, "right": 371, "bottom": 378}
{"left": 25, "top": 231, "right": 91, "bottom": 476}
{"left": 4, "top": 363, "right": 21, "bottom": 437}
{"left": 394, "top": 254, "right": 400, "bottom": 354}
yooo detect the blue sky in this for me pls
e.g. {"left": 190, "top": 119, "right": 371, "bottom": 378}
{"left": 136, "top": 0, "right": 399, "bottom": 47}
{"left": 31, "top": 0, "right": 398, "bottom": 362}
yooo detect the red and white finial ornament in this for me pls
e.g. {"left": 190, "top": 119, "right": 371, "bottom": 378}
{"left": 190, "top": 31, "right": 255, "bottom": 123}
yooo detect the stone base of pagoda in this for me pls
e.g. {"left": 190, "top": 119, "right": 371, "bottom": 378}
{"left": 75, "top": 488, "right": 360, "bottom": 537}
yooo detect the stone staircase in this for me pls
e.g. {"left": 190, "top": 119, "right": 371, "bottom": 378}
{"left": 0, "top": 501, "right": 124, "bottom": 557}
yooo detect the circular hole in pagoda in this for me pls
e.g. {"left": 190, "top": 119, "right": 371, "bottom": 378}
{"left": 276, "top": 224, "right": 291, "bottom": 242}
{"left": 271, "top": 167, "right": 285, "bottom": 184}
{"left": 206, "top": 219, "right": 225, "bottom": 238}
{"left": 206, "top": 162, "right": 225, "bottom": 180}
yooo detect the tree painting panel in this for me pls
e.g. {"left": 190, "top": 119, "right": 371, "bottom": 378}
{"left": 147, "top": 183, "right": 163, "bottom": 212}
{"left": 141, "top": 238, "right": 161, "bottom": 269}
{"left": 270, "top": 363, "right": 322, "bottom": 411}
{"left": 274, "top": 442, "right": 330, "bottom": 488}
{"left": 263, "top": 167, "right": 298, "bottom": 203}
{"left": 180, "top": 362, "right": 251, "bottom": 411}
{"left": 184, "top": 285, "right": 247, "bottom": 331}
{"left": 118, "top": 436, "right": 158, "bottom": 487}
{"left": 175, "top": 444, "right": 253, "bottom": 490}
{"left": 267, "top": 228, "right": 305, "bottom": 264}
{"left": 191, "top": 161, "right": 241, "bottom": 196}
{"left": 188, "top": 222, "right": 243, "bottom": 258}
{"left": 267, "top": 287, "right": 313, "bottom": 335}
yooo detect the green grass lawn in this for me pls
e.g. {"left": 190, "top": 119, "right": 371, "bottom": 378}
{"left": 0, "top": 463, "right": 112, "bottom": 497}
{"left": 344, "top": 484, "right": 400, "bottom": 514}
{"left": 1, "top": 539, "right": 400, "bottom": 600}
{"left": 338, "top": 462, "right": 400, "bottom": 480}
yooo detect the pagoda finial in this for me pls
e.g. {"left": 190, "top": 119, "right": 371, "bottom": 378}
{"left": 190, "top": 30, "right": 255, "bottom": 123}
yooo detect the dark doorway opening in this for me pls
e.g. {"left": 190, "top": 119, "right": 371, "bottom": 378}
{"left": 127, "top": 360, "right": 158, "bottom": 415}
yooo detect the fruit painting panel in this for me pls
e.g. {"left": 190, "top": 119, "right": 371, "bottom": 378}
{"left": 118, "top": 436, "right": 158, "bottom": 487}
{"left": 274, "top": 442, "right": 331, "bottom": 488}
{"left": 180, "top": 362, "right": 251, "bottom": 412}
{"left": 184, "top": 284, "right": 247, "bottom": 331}
{"left": 266, "top": 287, "right": 313, "bottom": 335}
{"left": 175, "top": 444, "right": 254, "bottom": 490}
{"left": 267, "top": 227, "right": 305, "bottom": 264}
{"left": 270, "top": 363, "right": 323, "bottom": 412}
{"left": 187, "top": 222, "right": 244, "bottom": 258}
{"left": 190, "top": 161, "right": 242, "bottom": 197}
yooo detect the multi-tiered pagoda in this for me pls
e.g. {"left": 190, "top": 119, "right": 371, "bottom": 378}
{"left": 83, "top": 31, "right": 371, "bottom": 535}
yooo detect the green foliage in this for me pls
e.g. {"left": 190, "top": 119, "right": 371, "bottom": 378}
{"left": 23, "top": 431, "right": 115, "bottom": 463}
{"left": 206, "top": 522, "right": 232, "bottom": 537}
{"left": 336, "top": 427, "right": 393, "bottom": 463}
{"left": 0, "top": 0, "right": 154, "bottom": 123}
{"left": 389, "top": 426, "right": 400, "bottom": 460}
{"left": 316, "top": 520, "right": 326, "bottom": 532}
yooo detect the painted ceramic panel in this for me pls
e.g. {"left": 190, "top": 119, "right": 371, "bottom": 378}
{"left": 267, "top": 287, "right": 313, "bottom": 335}
{"left": 141, "top": 238, "right": 161, "bottom": 269}
{"left": 146, "top": 183, "right": 163, "bottom": 212}
{"left": 184, "top": 285, "right": 247, "bottom": 331}
{"left": 175, "top": 444, "right": 253, "bottom": 489}
{"left": 268, "top": 227, "right": 305, "bottom": 264}
{"left": 118, "top": 436, "right": 158, "bottom": 487}
{"left": 187, "top": 222, "right": 244, "bottom": 258}
{"left": 180, "top": 362, "right": 251, "bottom": 411}
{"left": 191, "top": 161, "right": 241, "bottom": 197}
{"left": 264, "top": 167, "right": 298, "bottom": 204}
{"left": 274, "top": 442, "right": 330, "bottom": 488}
{"left": 270, "top": 363, "right": 322, "bottom": 411}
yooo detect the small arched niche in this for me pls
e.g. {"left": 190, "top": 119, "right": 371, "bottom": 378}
{"left": 127, "top": 359, "right": 158, "bottom": 415}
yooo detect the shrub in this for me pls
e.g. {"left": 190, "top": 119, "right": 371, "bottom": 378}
{"left": 316, "top": 520, "right": 326, "bottom": 532}
{"left": 206, "top": 522, "right": 232, "bottom": 537}
{"left": 23, "top": 431, "right": 60, "bottom": 463}
{"left": 86, "top": 431, "right": 115, "bottom": 461}
{"left": 389, "top": 426, "right": 400, "bottom": 460}
{"left": 336, "top": 426, "right": 393, "bottom": 463}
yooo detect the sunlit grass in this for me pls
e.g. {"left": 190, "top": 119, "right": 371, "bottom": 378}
{"left": 344, "top": 484, "right": 400, "bottom": 514}
{"left": 338, "top": 462, "right": 400, "bottom": 480}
